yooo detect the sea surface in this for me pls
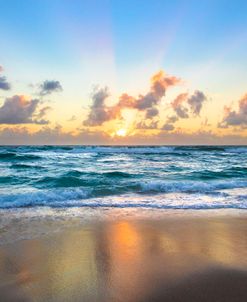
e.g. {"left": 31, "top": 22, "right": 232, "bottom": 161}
{"left": 0, "top": 145, "right": 247, "bottom": 211}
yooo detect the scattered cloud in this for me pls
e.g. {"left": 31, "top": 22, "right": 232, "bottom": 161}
{"left": 0, "top": 66, "right": 245, "bottom": 144}
{"left": 0, "top": 95, "right": 49, "bottom": 124}
{"left": 83, "top": 87, "right": 121, "bottom": 126}
{"left": 187, "top": 90, "right": 207, "bottom": 115}
{"left": 160, "top": 116, "right": 178, "bottom": 132}
{"left": 0, "top": 126, "right": 246, "bottom": 145}
{"left": 171, "top": 93, "right": 189, "bottom": 118}
{"left": 167, "top": 115, "right": 179, "bottom": 123}
{"left": 146, "top": 107, "right": 159, "bottom": 119}
{"left": 0, "top": 65, "right": 11, "bottom": 90}
{"left": 171, "top": 90, "right": 207, "bottom": 119}
{"left": 219, "top": 94, "right": 247, "bottom": 128}
{"left": 161, "top": 123, "right": 175, "bottom": 131}
{"left": 39, "top": 80, "right": 63, "bottom": 96}
{"left": 84, "top": 71, "right": 180, "bottom": 126}
{"left": 0, "top": 76, "right": 11, "bottom": 90}
{"left": 135, "top": 120, "right": 158, "bottom": 130}
{"left": 35, "top": 106, "right": 51, "bottom": 120}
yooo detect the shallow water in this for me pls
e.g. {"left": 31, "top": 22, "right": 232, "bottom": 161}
{"left": 0, "top": 145, "right": 247, "bottom": 210}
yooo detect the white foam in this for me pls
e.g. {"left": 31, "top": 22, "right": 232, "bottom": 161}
{"left": 140, "top": 179, "right": 247, "bottom": 193}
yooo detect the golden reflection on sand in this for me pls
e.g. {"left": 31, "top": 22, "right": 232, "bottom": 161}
{"left": 0, "top": 217, "right": 247, "bottom": 301}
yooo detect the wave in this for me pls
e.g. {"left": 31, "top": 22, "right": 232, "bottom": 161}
{"left": 0, "top": 188, "right": 91, "bottom": 209}
{"left": 188, "top": 168, "right": 247, "bottom": 179}
{"left": 139, "top": 179, "right": 247, "bottom": 194}
{"left": 225, "top": 147, "right": 247, "bottom": 153}
{"left": 0, "top": 152, "right": 17, "bottom": 159}
{"left": 0, "top": 152, "right": 41, "bottom": 161}
{"left": 3, "top": 146, "right": 175, "bottom": 154}
{"left": 78, "top": 146, "right": 175, "bottom": 154}
{"left": 35, "top": 176, "right": 89, "bottom": 188}
{"left": 102, "top": 171, "right": 133, "bottom": 178}
{"left": 1, "top": 145, "right": 247, "bottom": 156}
{"left": 64, "top": 170, "right": 133, "bottom": 178}
{"left": 0, "top": 190, "right": 246, "bottom": 210}
{"left": 0, "top": 145, "right": 246, "bottom": 211}
{"left": 13, "top": 145, "right": 74, "bottom": 152}
{"left": 0, "top": 176, "right": 22, "bottom": 184}
{"left": 174, "top": 146, "right": 226, "bottom": 152}
{"left": 10, "top": 164, "right": 45, "bottom": 170}
{"left": 1, "top": 179, "right": 247, "bottom": 209}
{"left": 34, "top": 171, "right": 134, "bottom": 188}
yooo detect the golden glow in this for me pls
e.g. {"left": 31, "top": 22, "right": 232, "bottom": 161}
{"left": 116, "top": 128, "right": 127, "bottom": 137}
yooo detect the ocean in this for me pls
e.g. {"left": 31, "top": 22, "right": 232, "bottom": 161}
{"left": 0, "top": 145, "right": 247, "bottom": 211}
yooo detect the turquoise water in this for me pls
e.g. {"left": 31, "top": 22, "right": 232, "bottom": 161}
{"left": 0, "top": 146, "right": 247, "bottom": 210}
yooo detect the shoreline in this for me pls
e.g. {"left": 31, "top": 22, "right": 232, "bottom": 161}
{"left": 0, "top": 212, "right": 247, "bottom": 301}
{"left": 1, "top": 207, "right": 247, "bottom": 245}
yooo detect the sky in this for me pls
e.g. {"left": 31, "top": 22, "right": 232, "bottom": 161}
{"left": 0, "top": 0, "right": 247, "bottom": 145}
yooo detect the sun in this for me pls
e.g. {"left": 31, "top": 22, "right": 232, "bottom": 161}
{"left": 116, "top": 128, "right": 127, "bottom": 137}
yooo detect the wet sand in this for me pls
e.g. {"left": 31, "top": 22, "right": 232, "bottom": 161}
{"left": 0, "top": 215, "right": 247, "bottom": 301}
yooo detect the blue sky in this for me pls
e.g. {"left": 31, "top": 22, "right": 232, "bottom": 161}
{"left": 1, "top": 0, "right": 246, "bottom": 66}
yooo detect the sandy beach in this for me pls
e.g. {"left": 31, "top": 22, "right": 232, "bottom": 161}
{"left": 1, "top": 211, "right": 247, "bottom": 302}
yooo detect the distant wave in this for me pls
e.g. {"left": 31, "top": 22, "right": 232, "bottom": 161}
{"left": 102, "top": 171, "right": 133, "bottom": 178}
{"left": 0, "top": 152, "right": 17, "bottom": 159}
{"left": 1, "top": 145, "right": 247, "bottom": 155}
{"left": 34, "top": 171, "right": 135, "bottom": 188}
{"left": 174, "top": 146, "right": 226, "bottom": 152}
{"left": 10, "top": 163, "right": 45, "bottom": 170}
{"left": 0, "top": 152, "right": 41, "bottom": 161}
{"left": 187, "top": 168, "right": 247, "bottom": 179}
{"left": 78, "top": 146, "right": 175, "bottom": 154}
{"left": 225, "top": 147, "right": 247, "bottom": 153}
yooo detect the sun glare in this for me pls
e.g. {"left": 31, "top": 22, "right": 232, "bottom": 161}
{"left": 116, "top": 128, "right": 127, "bottom": 137}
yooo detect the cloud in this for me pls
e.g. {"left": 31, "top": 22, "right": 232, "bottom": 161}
{"left": 39, "top": 80, "right": 63, "bottom": 96}
{"left": 0, "top": 95, "right": 49, "bottom": 124}
{"left": 167, "top": 115, "right": 178, "bottom": 123}
{"left": 0, "top": 126, "right": 246, "bottom": 145}
{"left": 171, "top": 90, "right": 207, "bottom": 120}
{"left": 83, "top": 71, "right": 209, "bottom": 135}
{"left": 35, "top": 106, "right": 51, "bottom": 120}
{"left": 0, "top": 125, "right": 110, "bottom": 145}
{"left": 161, "top": 90, "right": 207, "bottom": 132}
{"left": 0, "top": 65, "right": 11, "bottom": 90}
{"left": 84, "top": 70, "right": 180, "bottom": 126}
{"left": 219, "top": 94, "right": 247, "bottom": 128}
{"left": 0, "top": 76, "right": 11, "bottom": 90}
{"left": 135, "top": 92, "right": 159, "bottom": 110}
{"left": 135, "top": 120, "right": 158, "bottom": 130}
{"left": 187, "top": 90, "right": 207, "bottom": 115}
{"left": 161, "top": 116, "right": 178, "bottom": 132}
{"left": 161, "top": 123, "right": 175, "bottom": 131}
{"left": 123, "top": 71, "right": 180, "bottom": 113}
{"left": 151, "top": 71, "right": 180, "bottom": 97}
{"left": 83, "top": 87, "right": 121, "bottom": 126}
{"left": 171, "top": 93, "right": 189, "bottom": 118}
{"left": 146, "top": 107, "right": 159, "bottom": 119}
